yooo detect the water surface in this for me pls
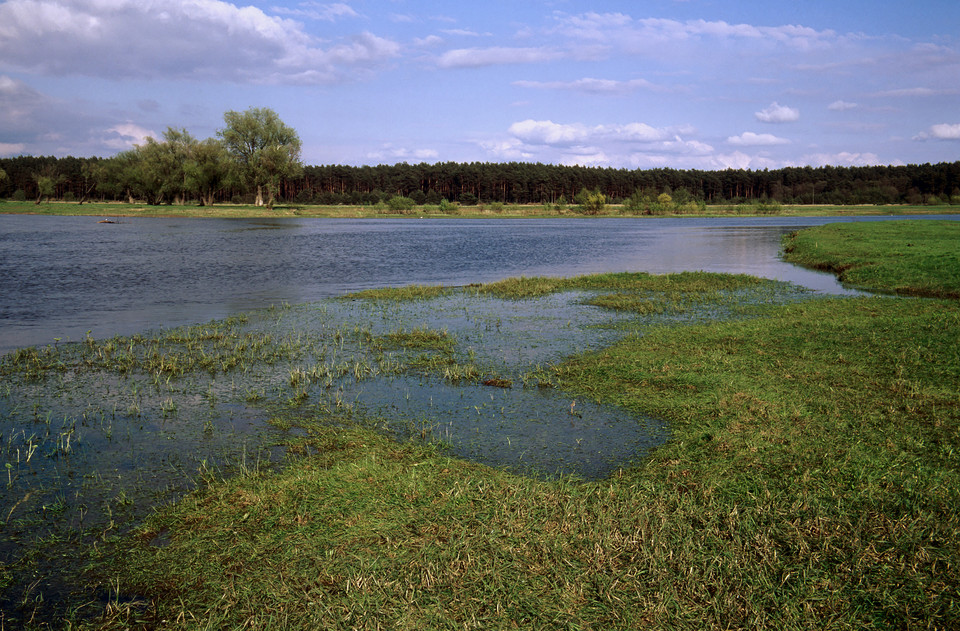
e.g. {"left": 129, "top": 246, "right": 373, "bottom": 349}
{"left": 5, "top": 214, "right": 947, "bottom": 353}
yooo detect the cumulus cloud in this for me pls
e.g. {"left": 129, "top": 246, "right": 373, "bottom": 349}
{"left": 929, "top": 123, "right": 960, "bottom": 139}
{"left": 828, "top": 100, "right": 858, "bottom": 111}
{"left": 509, "top": 120, "right": 592, "bottom": 146}
{"left": 727, "top": 132, "right": 790, "bottom": 146}
{"left": 500, "top": 119, "right": 713, "bottom": 167}
{"left": 507, "top": 120, "right": 693, "bottom": 147}
{"left": 803, "top": 151, "right": 882, "bottom": 167}
{"left": 915, "top": 123, "right": 960, "bottom": 140}
{"left": 755, "top": 102, "right": 800, "bottom": 123}
{"left": 0, "top": 0, "right": 399, "bottom": 84}
{"left": 102, "top": 123, "right": 158, "bottom": 151}
{"left": 437, "top": 47, "right": 563, "bottom": 68}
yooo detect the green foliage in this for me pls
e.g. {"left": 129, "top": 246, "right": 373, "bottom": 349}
{"left": 575, "top": 187, "right": 606, "bottom": 214}
{"left": 458, "top": 192, "right": 478, "bottom": 206}
{"left": 12, "top": 189, "right": 26, "bottom": 201}
{"left": 439, "top": 198, "right": 458, "bottom": 213}
{"left": 33, "top": 174, "right": 56, "bottom": 202}
{"left": 3, "top": 152, "right": 960, "bottom": 208}
{"left": 386, "top": 195, "right": 415, "bottom": 213}
{"left": 622, "top": 190, "right": 649, "bottom": 213}
{"left": 218, "top": 107, "right": 302, "bottom": 208}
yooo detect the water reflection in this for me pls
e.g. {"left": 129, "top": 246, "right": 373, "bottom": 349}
{"left": 1, "top": 215, "right": 955, "bottom": 353}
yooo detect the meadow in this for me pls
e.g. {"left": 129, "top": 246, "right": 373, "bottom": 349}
{"left": 0, "top": 220, "right": 957, "bottom": 629}
{"left": 782, "top": 219, "right": 960, "bottom": 298}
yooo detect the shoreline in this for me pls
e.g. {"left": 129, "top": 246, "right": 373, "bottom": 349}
{"left": 2, "top": 200, "right": 959, "bottom": 220}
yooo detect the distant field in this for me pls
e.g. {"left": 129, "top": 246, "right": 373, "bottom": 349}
{"left": 1, "top": 199, "right": 957, "bottom": 219}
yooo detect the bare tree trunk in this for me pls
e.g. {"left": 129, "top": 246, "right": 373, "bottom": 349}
{"left": 255, "top": 185, "right": 264, "bottom": 206}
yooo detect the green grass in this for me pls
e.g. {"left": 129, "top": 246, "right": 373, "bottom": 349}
{"left": 782, "top": 220, "right": 960, "bottom": 298}
{"left": 340, "top": 284, "right": 452, "bottom": 302}
{"left": 74, "top": 283, "right": 960, "bottom": 629}
{"left": 475, "top": 271, "right": 765, "bottom": 299}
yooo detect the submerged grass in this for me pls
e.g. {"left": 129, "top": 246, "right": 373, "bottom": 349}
{"left": 782, "top": 219, "right": 960, "bottom": 298}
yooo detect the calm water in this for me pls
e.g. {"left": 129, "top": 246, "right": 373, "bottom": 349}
{"left": 4, "top": 214, "right": 950, "bottom": 354}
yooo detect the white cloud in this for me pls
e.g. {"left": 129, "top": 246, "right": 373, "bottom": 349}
{"left": 0, "top": 0, "right": 399, "bottom": 84}
{"left": 929, "top": 123, "right": 960, "bottom": 139}
{"left": 915, "top": 123, "right": 960, "bottom": 141}
{"left": 803, "top": 151, "right": 882, "bottom": 167}
{"left": 706, "top": 151, "right": 782, "bottom": 170}
{"left": 755, "top": 102, "right": 800, "bottom": 123}
{"left": 512, "top": 77, "right": 669, "bottom": 94}
{"left": 366, "top": 144, "right": 439, "bottom": 163}
{"left": 437, "top": 47, "right": 563, "bottom": 68}
{"left": 507, "top": 120, "right": 688, "bottom": 147}
{"left": 501, "top": 119, "right": 713, "bottom": 167}
{"left": 727, "top": 132, "right": 790, "bottom": 146}
{"left": 509, "top": 120, "right": 591, "bottom": 146}
{"left": 103, "top": 123, "right": 158, "bottom": 150}
{"left": 828, "top": 100, "right": 858, "bottom": 111}
{"left": 478, "top": 138, "right": 534, "bottom": 161}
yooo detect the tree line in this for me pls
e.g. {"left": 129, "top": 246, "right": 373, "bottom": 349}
{"left": 1, "top": 109, "right": 958, "bottom": 207}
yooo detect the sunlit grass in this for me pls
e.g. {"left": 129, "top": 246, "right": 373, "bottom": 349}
{"left": 783, "top": 219, "right": 960, "bottom": 298}
{"left": 340, "top": 284, "right": 451, "bottom": 302}
{"left": 92, "top": 297, "right": 960, "bottom": 630}
{"left": 4, "top": 263, "right": 958, "bottom": 629}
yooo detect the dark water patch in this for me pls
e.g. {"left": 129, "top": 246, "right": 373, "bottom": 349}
{"left": 353, "top": 376, "right": 667, "bottom": 480}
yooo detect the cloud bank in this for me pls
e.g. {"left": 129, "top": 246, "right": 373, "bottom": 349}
{"left": 0, "top": 0, "right": 399, "bottom": 84}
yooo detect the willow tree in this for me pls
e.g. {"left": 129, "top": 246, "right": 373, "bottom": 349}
{"left": 218, "top": 107, "right": 302, "bottom": 208}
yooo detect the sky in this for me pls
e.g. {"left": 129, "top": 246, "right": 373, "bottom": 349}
{"left": 0, "top": 0, "right": 958, "bottom": 170}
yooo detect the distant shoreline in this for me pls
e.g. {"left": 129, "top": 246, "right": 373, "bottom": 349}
{"left": 2, "top": 200, "right": 958, "bottom": 220}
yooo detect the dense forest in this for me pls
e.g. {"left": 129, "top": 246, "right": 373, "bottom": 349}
{"left": 2, "top": 154, "right": 959, "bottom": 208}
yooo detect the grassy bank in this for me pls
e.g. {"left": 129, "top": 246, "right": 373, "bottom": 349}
{"left": 64, "top": 277, "right": 959, "bottom": 628}
{"left": 783, "top": 220, "right": 960, "bottom": 298}
{"left": 1, "top": 199, "right": 958, "bottom": 219}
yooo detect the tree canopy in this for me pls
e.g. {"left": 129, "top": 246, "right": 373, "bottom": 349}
{"left": 218, "top": 107, "right": 302, "bottom": 208}
{"left": 1, "top": 112, "right": 958, "bottom": 209}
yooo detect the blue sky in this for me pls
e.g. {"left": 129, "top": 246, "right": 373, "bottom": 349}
{"left": 0, "top": 0, "right": 958, "bottom": 169}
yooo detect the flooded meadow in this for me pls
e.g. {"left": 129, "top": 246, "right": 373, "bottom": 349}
{"left": 0, "top": 272, "right": 811, "bottom": 622}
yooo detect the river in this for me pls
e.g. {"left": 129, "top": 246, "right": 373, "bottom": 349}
{"left": 1, "top": 214, "right": 955, "bottom": 353}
